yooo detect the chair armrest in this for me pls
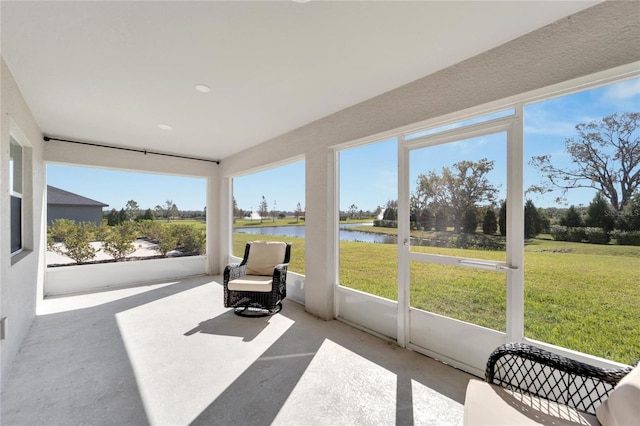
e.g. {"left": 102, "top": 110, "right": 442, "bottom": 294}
{"left": 486, "top": 342, "right": 633, "bottom": 415}
{"left": 273, "top": 263, "right": 289, "bottom": 282}
{"left": 224, "top": 263, "right": 247, "bottom": 282}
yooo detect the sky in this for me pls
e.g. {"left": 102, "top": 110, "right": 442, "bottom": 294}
{"left": 47, "top": 77, "right": 639, "bottom": 214}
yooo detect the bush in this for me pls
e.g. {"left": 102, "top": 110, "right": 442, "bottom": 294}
{"left": 103, "top": 222, "right": 138, "bottom": 260}
{"left": 412, "top": 231, "right": 505, "bottom": 251}
{"left": 462, "top": 208, "right": 478, "bottom": 234}
{"left": 584, "top": 227, "right": 610, "bottom": 244}
{"left": 138, "top": 220, "right": 162, "bottom": 241}
{"left": 373, "top": 220, "right": 397, "bottom": 228}
{"left": 550, "top": 225, "right": 569, "bottom": 241}
{"left": 482, "top": 209, "right": 497, "bottom": 235}
{"left": 156, "top": 226, "right": 179, "bottom": 256}
{"left": 170, "top": 224, "right": 206, "bottom": 255}
{"left": 567, "top": 227, "right": 587, "bottom": 243}
{"left": 47, "top": 219, "right": 97, "bottom": 264}
{"left": 612, "top": 230, "right": 640, "bottom": 246}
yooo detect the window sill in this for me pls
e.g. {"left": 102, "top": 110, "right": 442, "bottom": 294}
{"left": 11, "top": 250, "right": 32, "bottom": 265}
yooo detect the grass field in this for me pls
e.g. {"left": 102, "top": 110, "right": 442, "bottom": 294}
{"left": 230, "top": 223, "right": 640, "bottom": 364}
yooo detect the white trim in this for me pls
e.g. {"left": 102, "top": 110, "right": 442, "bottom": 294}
{"left": 397, "top": 137, "right": 409, "bottom": 347}
{"left": 223, "top": 154, "right": 305, "bottom": 179}
{"left": 332, "top": 62, "right": 640, "bottom": 368}
{"left": 330, "top": 61, "right": 640, "bottom": 154}
{"left": 506, "top": 104, "right": 525, "bottom": 343}
{"left": 9, "top": 136, "right": 24, "bottom": 256}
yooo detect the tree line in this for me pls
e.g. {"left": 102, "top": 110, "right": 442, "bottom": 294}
{"left": 104, "top": 199, "right": 205, "bottom": 225}
{"left": 377, "top": 112, "right": 639, "bottom": 245}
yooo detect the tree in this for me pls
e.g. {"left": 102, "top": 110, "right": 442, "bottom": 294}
{"left": 106, "top": 208, "right": 120, "bottom": 226}
{"left": 383, "top": 206, "right": 397, "bottom": 220}
{"left": 125, "top": 200, "right": 140, "bottom": 221}
{"left": 154, "top": 204, "right": 165, "bottom": 220}
{"left": 462, "top": 207, "right": 478, "bottom": 234}
{"left": 258, "top": 196, "right": 269, "bottom": 223}
{"left": 164, "top": 200, "right": 178, "bottom": 222}
{"left": 348, "top": 204, "right": 358, "bottom": 219}
{"left": 530, "top": 112, "right": 640, "bottom": 215}
{"left": 619, "top": 193, "right": 640, "bottom": 231}
{"left": 118, "top": 208, "right": 127, "bottom": 224}
{"left": 295, "top": 202, "right": 303, "bottom": 223}
{"left": 434, "top": 209, "right": 447, "bottom": 231}
{"left": 271, "top": 200, "right": 277, "bottom": 222}
{"left": 233, "top": 197, "right": 240, "bottom": 219}
{"left": 139, "top": 208, "right": 155, "bottom": 221}
{"left": 498, "top": 201, "right": 507, "bottom": 236}
{"left": 585, "top": 192, "right": 616, "bottom": 231}
{"left": 482, "top": 209, "right": 498, "bottom": 235}
{"left": 418, "top": 208, "right": 433, "bottom": 231}
{"left": 415, "top": 158, "right": 498, "bottom": 233}
{"left": 560, "top": 205, "right": 583, "bottom": 228}
{"left": 524, "top": 200, "right": 542, "bottom": 238}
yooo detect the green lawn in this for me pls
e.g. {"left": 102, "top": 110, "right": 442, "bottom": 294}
{"left": 232, "top": 227, "right": 638, "bottom": 365}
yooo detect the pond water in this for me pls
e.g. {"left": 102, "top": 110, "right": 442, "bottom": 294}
{"left": 234, "top": 222, "right": 399, "bottom": 244}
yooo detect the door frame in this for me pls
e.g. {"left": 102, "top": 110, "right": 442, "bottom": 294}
{"left": 397, "top": 114, "right": 524, "bottom": 373}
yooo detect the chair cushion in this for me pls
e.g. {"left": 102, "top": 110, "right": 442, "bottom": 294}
{"left": 227, "top": 275, "right": 274, "bottom": 292}
{"left": 245, "top": 241, "right": 287, "bottom": 276}
{"left": 596, "top": 363, "right": 640, "bottom": 426}
{"left": 463, "top": 379, "right": 600, "bottom": 426}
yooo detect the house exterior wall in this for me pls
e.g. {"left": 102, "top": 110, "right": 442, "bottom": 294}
{"left": 1, "top": 57, "right": 46, "bottom": 389}
{"left": 220, "top": 1, "right": 640, "bottom": 320}
{"left": 47, "top": 205, "right": 104, "bottom": 226}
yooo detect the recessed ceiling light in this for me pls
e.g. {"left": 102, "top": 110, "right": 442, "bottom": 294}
{"left": 195, "top": 84, "right": 211, "bottom": 93}
{"left": 158, "top": 124, "right": 173, "bottom": 131}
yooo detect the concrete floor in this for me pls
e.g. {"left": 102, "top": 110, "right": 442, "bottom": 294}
{"left": 1, "top": 276, "right": 473, "bottom": 426}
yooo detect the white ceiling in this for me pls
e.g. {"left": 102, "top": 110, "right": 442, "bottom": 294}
{"left": 1, "top": 1, "right": 600, "bottom": 161}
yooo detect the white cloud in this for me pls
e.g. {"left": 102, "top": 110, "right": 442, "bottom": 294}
{"left": 602, "top": 79, "right": 640, "bottom": 102}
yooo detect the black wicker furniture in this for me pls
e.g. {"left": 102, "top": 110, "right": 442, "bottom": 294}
{"left": 464, "top": 342, "right": 639, "bottom": 425}
{"left": 223, "top": 241, "right": 291, "bottom": 316}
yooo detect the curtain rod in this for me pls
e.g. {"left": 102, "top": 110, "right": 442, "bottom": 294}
{"left": 43, "top": 136, "right": 220, "bottom": 165}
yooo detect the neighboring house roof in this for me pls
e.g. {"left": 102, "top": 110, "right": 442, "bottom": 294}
{"left": 47, "top": 185, "right": 108, "bottom": 207}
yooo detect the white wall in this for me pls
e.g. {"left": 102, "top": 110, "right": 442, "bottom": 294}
{"left": 220, "top": 1, "right": 640, "bottom": 320}
{"left": 1, "top": 57, "right": 46, "bottom": 389}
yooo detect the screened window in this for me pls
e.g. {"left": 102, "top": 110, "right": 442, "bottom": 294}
{"left": 231, "top": 160, "right": 305, "bottom": 274}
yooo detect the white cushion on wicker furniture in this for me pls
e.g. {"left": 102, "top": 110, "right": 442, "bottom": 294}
{"left": 227, "top": 275, "right": 274, "bottom": 292}
{"left": 464, "top": 379, "right": 600, "bottom": 426}
{"left": 245, "top": 241, "right": 287, "bottom": 276}
{"left": 596, "top": 364, "right": 640, "bottom": 426}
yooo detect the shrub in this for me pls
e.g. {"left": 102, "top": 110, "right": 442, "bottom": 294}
{"left": 47, "top": 219, "right": 97, "bottom": 264}
{"left": 373, "top": 220, "right": 397, "bottom": 228}
{"left": 482, "top": 209, "right": 497, "bottom": 235}
{"left": 103, "top": 222, "right": 138, "bottom": 260}
{"left": 167, "top": 224, "right": 206, "bottom": 255}
{"left": 462, "top": 208, "right": 478, "bottom": 234}
{"left": 156, "top": 226, "right": 179, "bottom": 256}
{"left": 584, "top": 227, "right": 610, "bottom": 244}
{"left": 550, "top": 225, "right": 569, "bottom": 241}
{"left": 612, "top": 230, "right": 640, "bottom": 246}
{"left": 138, "top": 220, "right": 162, "bottom": 241}
{"left": 567, "top": 227, "right": 586, "bottom": 243}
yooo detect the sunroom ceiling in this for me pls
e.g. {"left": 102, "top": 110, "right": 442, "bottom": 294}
{"left": 1, "top": 1, "right": 600, "bottom": 161}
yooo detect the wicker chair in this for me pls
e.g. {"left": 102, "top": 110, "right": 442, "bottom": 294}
{"left": 464, "top": 342, "right": 639, "bottom": 425}
{"left": 223, "top": 241, "right": 291, "bottom": 316}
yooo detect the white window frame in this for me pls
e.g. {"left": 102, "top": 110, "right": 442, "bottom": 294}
{"left": 331, "top": 61, "right": 640, "bottom": 371}
{"left": 10, "top": 135, "right": 24, "bottom": 256}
